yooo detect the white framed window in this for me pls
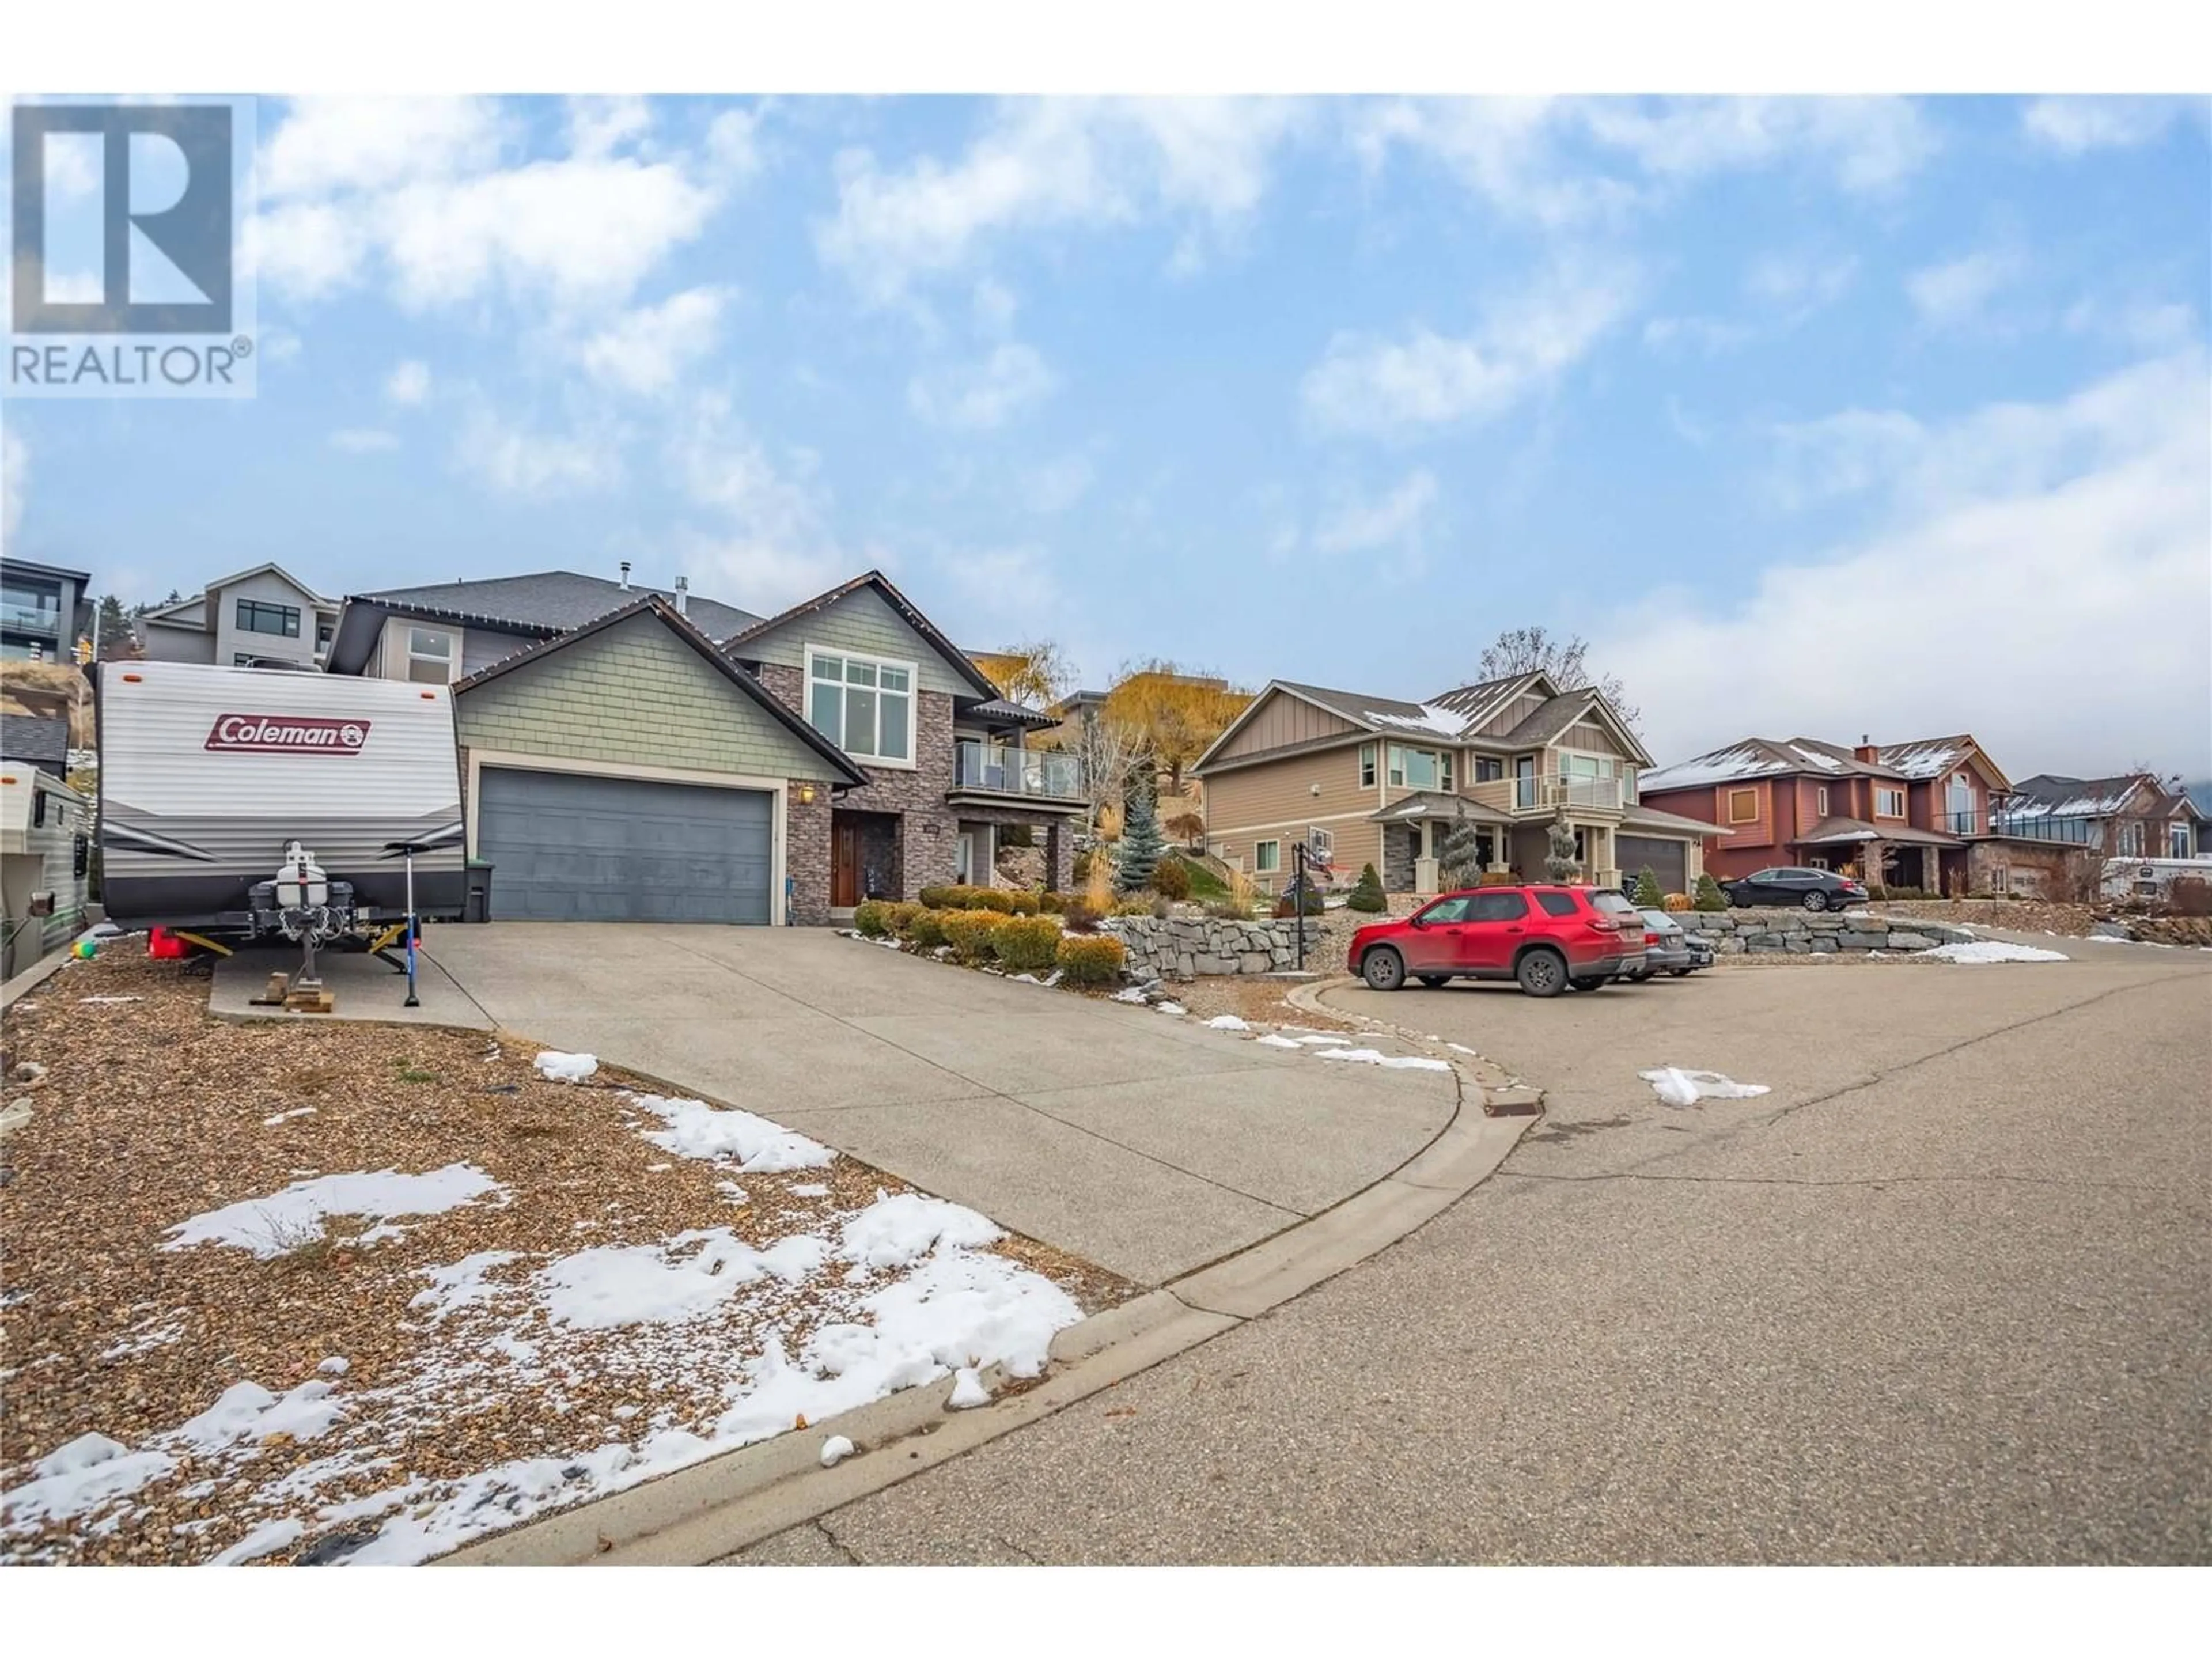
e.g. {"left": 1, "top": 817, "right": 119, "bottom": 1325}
{"left": 806, "top": 647, "right": 916, "bottom": 764}
{"left": 1875, "top": 786, "right": 1906, "bottom": 819}
{"left": 1307, "top": 825, "right": 1334, "bottom": 862}
{"left": 1253, "top": 839, "right": 1281, "bottom": 874}
{"left": 406, "top": 626, "right": 453, "bottom": 684}
{"left": 1990, "top": 864, "right": 2010, "bottom": 894}
{"left": 1358, "top": 743, "right": 1376, "bottom": 788}
{"left": 1386, "top": 745, "right": 1451, "bottom": 791}
{"left": 2172, "top": 823, "right": 2194, "bottom": 859}
{"left": 2118, "top": 820, "right": 2145, "bottom": 857}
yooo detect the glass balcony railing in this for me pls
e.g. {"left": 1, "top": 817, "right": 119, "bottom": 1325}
{"left": 952, "top": 740, "right": 1084, "bottom": 801}
{"left": 1, "top": 604, "right": 63, "bottom": 634}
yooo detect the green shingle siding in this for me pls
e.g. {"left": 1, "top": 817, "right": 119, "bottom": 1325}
{"left": 738, "top": 586, "right": 974, "bottom": 698}
{"left": 455, "top": 613, "right": 823, "bottom": 777}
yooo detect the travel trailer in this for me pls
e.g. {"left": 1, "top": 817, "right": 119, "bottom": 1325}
{"left": 97, "top": 661, "right": 466, "bottom": 940}
{"left": 1, "top": 768, "right": 91, "bottom": 980}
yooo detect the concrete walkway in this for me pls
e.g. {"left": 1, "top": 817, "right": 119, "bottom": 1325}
{"left": 422, "top": 923, "right": 1455, "bottom": 1285}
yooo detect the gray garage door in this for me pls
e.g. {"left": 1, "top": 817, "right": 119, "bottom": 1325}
{"left": 478, "top": 768, "right": 774, "bottom": 923}
{"left": 1617, "top": 835, "right": 1688, "bottom": 895}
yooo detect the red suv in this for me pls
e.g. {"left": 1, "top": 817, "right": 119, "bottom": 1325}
{"left": 1347, "top": 885, "right": 1647, "bottom": 998}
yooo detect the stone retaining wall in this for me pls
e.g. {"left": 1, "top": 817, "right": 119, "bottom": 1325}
{"left": 1683, "top": 910, "right": 1975, "bottom": 954}
{"left": 1104, "top": 915, "right": 1313, "bottom": 980}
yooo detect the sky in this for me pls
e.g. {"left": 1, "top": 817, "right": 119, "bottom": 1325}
{"left": 3, "top": 93, "right": 2208, "bottom": 779}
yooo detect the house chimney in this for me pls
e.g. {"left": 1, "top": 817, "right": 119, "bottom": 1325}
{"left": 1854, "top": 732, "right": 1878, "bottom": 764}
{"left": 674, "top": 575, "right": 689, "bottom": 616}
{"left": 619, "top": 561, "right": 631, "bottom": 592}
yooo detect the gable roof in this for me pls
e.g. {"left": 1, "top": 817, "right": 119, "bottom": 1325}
{"left": 1876, "top": 733, "right": 2010, "bottom": 788}
{"left": 359, "top": 570, "right": 760, "bottom": 639}
{"left": 1997, "top": 772, "right": 2163, "bottom": 822}
{"left": 453, "top": 595, "right": 868, "bottom": 787}
{"left": 1425, "top": 672, "right": 1552, "bottom": 731}
{"left": 1640, "top": 736, "right": 1908, "bottom": 793}
{"left": 719, "top": 569, "right": 1003, "bottom": 702}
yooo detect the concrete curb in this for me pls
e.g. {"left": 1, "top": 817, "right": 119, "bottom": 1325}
{"left": 1, "top": 931, "right": 91, "bottom": 1012}
{"left": 444, "top": 995, "right": 1533, "bottom": 1568}
{"left": 1283, "top": 974, "right": 1546, "bottom": 1117}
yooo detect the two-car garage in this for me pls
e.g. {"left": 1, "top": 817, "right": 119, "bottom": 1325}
{"left": 475, "top": 768, "right": 775, "bottom": 924}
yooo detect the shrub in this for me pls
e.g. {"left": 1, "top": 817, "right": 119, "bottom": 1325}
{"left": 1113, "top": 897, "right": 1155, "bottom": 917}
{"left": 2168, "top": 876, "right": 2212, "bottom": 917}
{"left": 908, "top": 909, "right": 955, "bottom": 949}
{"left": 1205, "top": 899, "right": 1251, "bottom": 921}
{"left": 1071, "top": 849, "right": 1093, "bottom": 884}
{"left": 853, "top": 899, "right": 892, "bottom": 937}
{"left": 1150, "top": 856, "right": 1192, "bottom": 900}
{"left": 918, "top": 885, "right": 957, "bottom": 910}
{"left": 968, "top": 887, "right": 1018, "bottom": 914}
{"left": 1477, "top": 870, "right": 1520, "bottom": 887}
{"left": 1005, "top": 891, "right": 1041, "bottom": 916}
{"left": 996, "top": 915, "right": 1062, "bottom": 974}
{"left": 1633, "top": 866, "right": 1665, "bottom": 907}
{"left": 942, "top": 909, "right": 1011, "bottom": 964}
{"left": 1039, "top": 890, "right": 1066, "bottom": 914}
{"left": 1059, "top": 899, "right": 1101, "bottom": 933}
{"left": 1345, "top": 862, "right": 1387, "bottom": 913}
{"left": 1273, "top": 884, "right": 1325, "bottom": 918}
{"left": 1662, "top": 892, "right": 1692, "bottom": 912}
{"left": 1693, "top": 873, "right": 1727, "bottom": 912}
{"left": 1225, "top": 866, "right": 1257, "bottom": 916}
{"left": 886, "top": 901, "right": 925, "bottom": 937}
{"left": 1055, "top": 934, "right": 1127, "bottom": 986}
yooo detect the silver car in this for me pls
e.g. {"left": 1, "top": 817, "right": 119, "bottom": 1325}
{"left": 1620, "top": 907, "right": 1708, "bottom": 980}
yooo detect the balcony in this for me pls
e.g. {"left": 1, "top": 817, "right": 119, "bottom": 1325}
{"left": 1464, "top": 775, "right": 1623, "bottom": 815}
{"left": 950, "top": 740, "right": 1084, "bottom": 804}
{"left": 1, "top": 604, "right": 63, "bottom": 636}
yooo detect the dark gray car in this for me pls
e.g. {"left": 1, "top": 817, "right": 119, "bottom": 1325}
{"left": 1620, "top": 907, "right": 1707, "bottom": 980}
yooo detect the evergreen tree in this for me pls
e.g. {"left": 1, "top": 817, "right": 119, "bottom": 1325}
{"left": 1694, "top": 872, "right": 1728, "bottom": 912}
{"left": 1543, "top": 811, "right": 1580, "bottom": 883}
{"left": 1435, "top": 806, "right": 1486, "bottom": 891}
{"left": 1346, "top": 862, "right": 1387, "bottom": 912}
{"left": 1633, "top": 866, "right": 1665, "bottom": 907}
{"left": 1115, "top": 788, "right": 1165, "bottom": 895}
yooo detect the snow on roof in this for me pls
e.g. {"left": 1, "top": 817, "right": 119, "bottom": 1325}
{"left": 1785, "top": 743, "right": 1851, "bottom": 772}
{"left": 1638, "top": 743, "right": 1797, "bottom": 792}
{"left": 1878, "top": 737, "right": 1969, "bottom": 779}
{"left": 1365, "top": 703, "right": 1467, "bottom": 740}
{"left": 1996, "top": 786, "right": 2141, "bottom": 820}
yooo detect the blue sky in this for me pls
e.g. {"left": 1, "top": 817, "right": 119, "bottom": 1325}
{"left": 3, "top": 94, "right": 2207, "bottom": 776}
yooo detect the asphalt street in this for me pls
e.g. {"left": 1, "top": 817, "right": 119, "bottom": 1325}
{"left": 730, "top": 938, "right": 2211, "bottom": 1565}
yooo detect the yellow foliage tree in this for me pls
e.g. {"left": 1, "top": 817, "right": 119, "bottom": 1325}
{"left": 1100, "top": 661, "right": 1251, "bottom": 794}
{"left": 971, "top": 639, "right": 1073, "bottom": 709}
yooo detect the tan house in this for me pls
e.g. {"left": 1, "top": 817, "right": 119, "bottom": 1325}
{"left": 1191, "top": 672, "right": 1725, "bottom": 897}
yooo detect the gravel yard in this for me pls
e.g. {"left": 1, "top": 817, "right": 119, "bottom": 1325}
{"left": 0, "top": 951, "right": 1129, "bottom": 1566}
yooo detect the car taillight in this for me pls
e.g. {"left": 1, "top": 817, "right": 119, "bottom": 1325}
{"left": 1588, "top": 916, "right": 1619, "bottom": 931}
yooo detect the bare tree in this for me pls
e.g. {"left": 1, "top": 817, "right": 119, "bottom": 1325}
{"left": 1049, "top": 704, "right": 1143, "bottom": 844}
{"left": 1476, "top": 625, "right": 1642, "bottom": 733}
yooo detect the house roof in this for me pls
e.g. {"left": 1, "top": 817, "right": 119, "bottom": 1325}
{"left": 1796, "top": 815, "right": 1960, "bottom": 847}
{"left": 204, "top": 562, "right": 336, "bottom": 608}
{"left": 1366, "top": 790, "right": 1514, "bottom": 825}
{"left": 1877, "top": 733, "right": 2010, "bottom": 789}
{"left": 0, "top": 557, "right": 91, "bottom": 585}
{"left": 1425, "top": 672, "right": 1550, "bottom": 732}
{"left": 968, "top": 698, "right": 1058, "bottom": 728}
{"left": 1997, "top": 772, "right": 2156, "bottom": 821}
{"left": 1619, "top": 802, "right": 1734, "bottom": 838}
{"left": 0, "top": 714, "right": 69, "bottom": 770}
{"left": 452, "top": 595, "right": 869, "bottom": 787}
{"left": 1640, "top": 737, "right": 1905, "bottom": 793}
{"left": 720, "top": 569, "right": 1004, "bottom": 703}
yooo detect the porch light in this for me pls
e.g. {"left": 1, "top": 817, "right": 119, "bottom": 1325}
{"left": 798, "top": 783, "right": 817, "bottom": 805}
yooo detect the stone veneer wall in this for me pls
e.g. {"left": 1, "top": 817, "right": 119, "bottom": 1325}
{"left": 1103, "top": 915, "right": 1315, "bottom": 980}
{"left": 1682, "top": 911, "right": 1975, "bottom": 953}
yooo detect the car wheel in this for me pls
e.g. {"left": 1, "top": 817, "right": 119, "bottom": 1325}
{"left": 1568, "top": 975, "right": 1612, "bottom": 992}
{"left": 1361, "top": 947, "right": 1406, "bottom": 993}
{"left": 1415, "top": 974, "right": 1449, "bottom": 988}
{"left": 1802, "top": 890, "right": 1828, "bottom": 912}
{"left": 1669, "top": 968, "right": 1690, "bottom": 978}
{"left": 1515, "top": 949, "right": 1567, "bottom": 998}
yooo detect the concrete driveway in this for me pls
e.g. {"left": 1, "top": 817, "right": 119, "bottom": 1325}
{"left": 422, "top": 924, "right": 1455, "bottom": 1285}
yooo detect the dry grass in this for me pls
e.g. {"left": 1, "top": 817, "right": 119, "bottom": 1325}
{"left": 0, "top": 951, "right": 1134, "bottom": 1566}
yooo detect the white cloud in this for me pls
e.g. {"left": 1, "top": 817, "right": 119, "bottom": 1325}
{"left": 384, "top": 359, "right": 432, "bottom": 404}
{"left": 456, "top": 408, "right": 623, "bottom": 496}
{"left": 329, "top": 427, "right": 398, "bottom": 453}
{"left": 578, "top": 286, "right": 732, "bottom": 396}
{"left": 817, "top": 97, "right": 1307, "bottom": 298}
{"left": 670, "top": 393, "right": 855, "bottom": 611}
{"left": 2020, "top": 96, "right": 2207, "bottom": 154}
{"left": 1907, "top": 246, "right": 2028, "bottom": 329}
{"left": 1021, "top": 452, "right": 1095, "bottom": 515}
{"left": 2063, "top": 295, "right": 2199, "bottom": 352}
{"left": 1356, "top": 96, "right": 1934, "bottom": 224}
{"left": 1604, "top": 352, "right": 2212, "bottom": 778}
{"left": 250, "top": 97, "right": 743, "bottom": 316}
{"left": 931, "top": 546, "right": 1061, "bottom": 637}
{"left": 1647, "top": 252, "right": 1859, "bottom": 359}
{"left": 1302, "top": 260, "right": 1635, "bottom": 434}
{"left": 1311, "top": 470, "right": 1438, "bottom": 558}
{"left": 0, "top": 426, "right": 25, "bottom": 555}
{"left": 906, "top": 343, "right": 1057, "bottom": 431}
{"left": 566, "top": 96, "right": 652, "bottom": 160}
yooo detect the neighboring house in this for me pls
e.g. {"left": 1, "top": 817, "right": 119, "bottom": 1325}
{"left": 725, "top": 571, "right": 1081, "bottom": 921}
{"left": 1, "top": 558, "right": 90, "bottom": 663}
{"left": 1995, "top": 772, "right": 2205, "bottom": 870}
{"left": 327, "top": 566, "right": 1075, "bottom": 926}
{"left": 1192, "top": 672, "right": 1723, "bottom": 896}
{"left": 0, "top": 714, "right": 70, "bottom": 778}
{"left": 138, "top": 563, "right": 342, "bottom": 670}
{"left": 324, "top": 565, "right": 758, "bottom": 684}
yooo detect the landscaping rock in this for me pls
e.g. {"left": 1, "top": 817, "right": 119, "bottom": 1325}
{"left": 1887, "top": 931, "right": 1937, "bottom": 950}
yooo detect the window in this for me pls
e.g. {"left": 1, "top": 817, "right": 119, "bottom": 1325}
{"left": 406, "top": 626, "right": 453, "bottom": 685}
{"left": 315, "top": 619, "right": 335, "bottom": 650}
{"left": 1728, "top": 787, "right": 1759, "bottom": 824}
{"left": 1589, "top": 891, "right": 1639, "bottom": 918}
{"left": 1990, "top": 864, "right": 2010, "bottom": 895}
{"left": 237, "top": 599, "right": 301, "bottom": 638}
{"left": 1468, "top": 891, "right": 1527, "bottom": 922}
{"left": 1253, "top": 839, "right": 1281, "bottom": 874}
{"left": 1535, "top": 891, "right": 1578, "bottom": 917}
{"left": 1474, "top": 756, "right": 1504, "bottom": 783}
{"left": 1385, "top": 745, "right": 1452, "bottom": 790}
{"left": 1307, "top": 826, "right": 1334, "bottom": 862}
{"left": 1359, "top": 743, "right": 1376, "bottom": 788}
{"left": 1420, "top": 896, "right": 1474, "bottom": 923}
{"left": 1875, "top": 786, "right": 1906, "bottom": 819}
{"left": 2118, "top": 821, "right": 2145, "bottom": 858}
{"left": 1815, "top": 786, "right": 1830, "bottom": 815}
{"left": 1622, "top": 767, "right": 1638, "bottom": 804}
{"left": 807, "top": 649, "right": 915, "bottom": 763}
{"left": 2172, "top": 824, "right": 2194, "bottom": 859}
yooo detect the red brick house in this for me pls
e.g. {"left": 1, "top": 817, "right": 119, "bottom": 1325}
{"left": 1638, "top": 732, "right": 2017, "bottom": 893}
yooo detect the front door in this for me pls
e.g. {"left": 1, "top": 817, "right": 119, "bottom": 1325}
{"left": 831, "top": 820, "right": 861, "bottom": 908}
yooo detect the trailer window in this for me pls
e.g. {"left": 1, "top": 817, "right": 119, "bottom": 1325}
{"left": 407, "top": 627, "right": 454, "bottom": 684}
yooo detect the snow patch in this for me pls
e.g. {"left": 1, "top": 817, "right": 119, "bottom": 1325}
{"left": 532, "top": 1051, "right": 599, "bottom": 1083}
{"left": 948, "top": 1366, "right": 991, "bottom": 1409}
{"left": 1205, "top": 1014, "right": 1251, "bottom": 1031}
{"left": 207, "top": 1517, "right": 303, "bottom": 1567}
{"left": 634, "top": 1095, "right": 834, "bottom": 1173}
{"left": 260, "top": 1107, "right": 317, "bottom": 1126}
{"left": 2, "top": 1435, "right": 177, "bottom": 1530}
{"left": 162, "top": 1165, "right": 503, "bottom": 1259}
{"left": 840, "top": 1192, "right": 1002, "bottom": 1271}
{"left": 1924, "top": 940, "right": 2069, "bottom": 964}
{"left": 1641, "top": 1068, "right": 1772, "bottom": 1108}
{"left": 819, "top": 1435, "right": 856, "bottom": 1468}
{"left": 535, "top": 1230, "right": 831, "bottom": 1330}
{"left": 1154, "top": 1001, "right": 1187, "bottom": 1016}
{"left": 1255, "top": 1033, "right": 1301, "bottom": 1048}
{"left": 1314, "top": 1047, "right": 1452, "bottom": 1072}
